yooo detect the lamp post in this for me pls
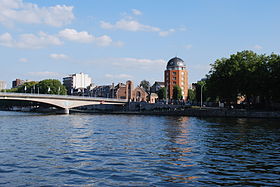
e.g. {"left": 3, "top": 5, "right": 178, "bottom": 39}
{"left": 200, "top": 83, "right": 205, "bottom": 108}
{"left": 165, "top": 85, "right": 168, "bottom": 104}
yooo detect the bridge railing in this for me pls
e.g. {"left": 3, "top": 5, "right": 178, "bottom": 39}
{"left": 0, "top": 92, "right": 128, "bottom": 103}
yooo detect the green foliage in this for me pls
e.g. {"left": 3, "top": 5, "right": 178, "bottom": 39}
{"left": 17, "top": 81, "right": 38, "bottom": 93}
{"left": 3, "top": 88, "right": 18, "bottom": 93}
{"left": 3, "top": 79, "right": 66, "bottom": 95}
{"left": 188, "top": 89, "right": 196, "bottom": 101}
{"left": 172, "top": 85, "right": 182, "bottom": 100}
{"left": 194, "top": 80, "right": 207, "bottom": 102}
{"left": 37, "top": 79, "right": 67, "bottom": 95}
{"left": 206, "top": 50, "right": 280, "bottom": 104}
{"left": 157, "top": 87, "right": 166, "bottom": 100}
{"left": 140, "top": 80, "right": 150, "bottom": 93}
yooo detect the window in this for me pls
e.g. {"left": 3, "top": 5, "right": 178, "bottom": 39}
{"left": 173, "top": 81, "right": 176, "bottom": 85}
{"left": 172, "top": 72, "right": 176, "bottom": 76}
{"left": 172, "top": 77, "right": 176, "bottom": 80}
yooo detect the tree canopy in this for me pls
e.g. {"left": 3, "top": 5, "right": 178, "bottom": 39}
{"left": 4, "top": 79, "right": 67, "bottom": 95}
{"left": 37, "top": 79, "right": 67, "bottom": 95}
{"left": 206, "top": 50, "right": 280, "bottom": 105}
{"left": 172, "top": 85, "right": 182, "bottom": 100}
{"left": 140, "top": 80, "right": 150, "bottom": 93}
{"left": 157, "top": 87, "right": 166, "bottom": 100}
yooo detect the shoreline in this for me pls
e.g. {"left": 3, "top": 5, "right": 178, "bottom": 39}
{"left": 70, "top": 107, "right": 280, "bottom": 119}
{"left": 1, "top": 107, "right": 280, "bottom": 119}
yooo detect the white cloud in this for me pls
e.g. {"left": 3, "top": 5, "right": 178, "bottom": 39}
{"left": 159, "top": 29, "right": 175, "bottom": 37}
{"left": 0, "top": 0, "right": 74, "bottom": 27}
{"left": 100, "top": 19, "right": 160, "bottom": 32}
{"left": 95, "top": 35, "right": 112, "bottom": 46}
{"left": 58, "top": 28, "right": 118, "bottom": 46}
{"left": 0, "top": 32, "right": 13, "bottom": 47}
{"left": 59, "top": 28, "right": 94, "bottom": 43}
{"left": 0, "top": 29, "right": 120, "bottom": 49}
{"left": 49, "top": 53, "right": 68, "bottom": 60}
{"left": 132, "top": 9, "right": 142, "bottom": 16}
{"left": 105, "top": 73, "right": 133, "bottom": 79}
{"left": 19, "top": 57, "right": 28, "bottom": 62}
{"left": 112, "top": 57, "right": 166, "bottom": 69}
{"left": 0, "top": 31, "right": 62, "bottom": 49}
{"left": 101, "top": 17, "right": 179, "bottom": 37}
{"left": 26, "top": 71, "right": 63, "bottom": 78}
{"left": 253, "top": 44, "right": 263, "bottom": 50}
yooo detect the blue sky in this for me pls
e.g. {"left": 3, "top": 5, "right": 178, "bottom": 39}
{"left": 0, "top": 0, "right": 279, "bottom": 88}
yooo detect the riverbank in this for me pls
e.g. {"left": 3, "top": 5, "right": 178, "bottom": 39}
{"left": 71, "top": 107, "right": 280, "bottom": 119}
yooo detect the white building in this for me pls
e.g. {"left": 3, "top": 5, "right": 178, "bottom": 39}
{"left": 63, "top": 73, "right": 92, "bottom": 94}
{"left": 0, "top": 80, "right": 6, "bottom": 91}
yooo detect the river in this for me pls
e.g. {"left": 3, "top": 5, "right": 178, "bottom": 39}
{"left": 0, "top": 111, "right": 279, "bottom": 186}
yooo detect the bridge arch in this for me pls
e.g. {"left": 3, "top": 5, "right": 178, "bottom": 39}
{"left": 0, "top": 93, "right": 127, "bottom": 114}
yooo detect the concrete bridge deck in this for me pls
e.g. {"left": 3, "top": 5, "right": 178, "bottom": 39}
{"left": 0, "top": 92, "right": 127, "bottom": 113}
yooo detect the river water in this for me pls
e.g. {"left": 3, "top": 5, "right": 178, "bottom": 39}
{"left": 0, "top": 111, "right": 279, "bottom": 186}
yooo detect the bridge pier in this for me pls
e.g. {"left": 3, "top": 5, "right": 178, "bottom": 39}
{"left": 63, "top": 108, "right": 70, "bottom": 114}
{"left": 56, "top": 108, "right": 69, "bottom": 114}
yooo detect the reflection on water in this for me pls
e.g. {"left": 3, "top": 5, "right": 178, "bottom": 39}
{"left": 0, "top": 111, "right": 279, "bottom": 186}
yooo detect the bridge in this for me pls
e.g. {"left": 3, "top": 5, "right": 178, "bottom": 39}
{"left": 0, "top": 92, "right": 128, "bottom": 114}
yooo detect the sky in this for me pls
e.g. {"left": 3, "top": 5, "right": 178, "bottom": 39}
{"left": 0, "top": 0, "right": 279, "bottom": 88}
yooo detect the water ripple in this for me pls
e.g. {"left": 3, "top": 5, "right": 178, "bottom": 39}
{"left": 0, "top": 112, "right": 279, "bottom": 186}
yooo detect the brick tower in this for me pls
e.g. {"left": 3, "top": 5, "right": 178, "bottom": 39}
{"left": 164, "top": 57, "right": 188, "bottom": 100}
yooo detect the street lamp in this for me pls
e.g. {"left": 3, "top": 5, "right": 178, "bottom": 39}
{"left": 200, "top": 83, "right": 205, "bottom": 108}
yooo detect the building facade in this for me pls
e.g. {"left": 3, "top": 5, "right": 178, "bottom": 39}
{"left": 0, "top": 80, "right": 6, "bottom": 90}
{"left": 91, "top": 84, "right": 115, "bottom": 98}
{"left": 150, "top": 81, "right": 165, "bottom": 93}
{"left": 12, "top": 79, "right": 25, "bottom": 88}
{"left": 115, "top": 81, "right": 148, "bottom": 102}
{"left": 164, "top": 57, "right": 188, "bottom": 100}
{"left": 63, "top": 73, "right": 92, "bottom": 94}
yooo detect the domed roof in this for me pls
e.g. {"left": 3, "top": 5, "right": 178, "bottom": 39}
{"left": 166, "top": 57, "right": 186, "bottom": 68}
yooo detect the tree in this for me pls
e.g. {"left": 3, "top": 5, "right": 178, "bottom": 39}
{"left": 140, "top": 80, "right": 150, "bottom": 93}
{"left": 172, "top": 85, "right": 182, "bottom": 100}
{"left": 268, "top": 53, "right": 280, "bottom": 102}
{"left": 188, "top": 89, "right": 196, "bottom": 101}
{"left": 17, "top": 81, "right": 38, "bottom": 93}
{"left": 206, "top": 50, "right": 280, "bottom": 106}
{"left": 157, "top": 87, "right": 166, "bottom": 100}
{"left": 37, "top": 79, "right": 67, "bottom": 95}
{"left": 3, "top": 88, "right": 18, "bottom": 93}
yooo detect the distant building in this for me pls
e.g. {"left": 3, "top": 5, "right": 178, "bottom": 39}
{"left": 12, "top": 79, "right": 25, "bottom": 88}
{"left": 149, "top": 93, "right": 159, "bottom": 103}
{"left": 63, "top": 73, "right": 92, "bottom": 94}
{"left": 164, "top": 57, "right": 188, "bottom": 100}
{"left": 116, "top": 80, "right": 148, "bottom": 102}
{"left": 0, "top": 80, "right": 6, "bottom": 90}
{"left": 150, "top": 81, "right": 165, "bottom": 93}
{"left": 91, "top": 84, "right": 115, "bottom": 98}
{"left": 90, "top": 80, "right": 148, "bottom": 102}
